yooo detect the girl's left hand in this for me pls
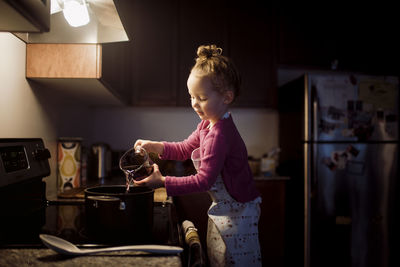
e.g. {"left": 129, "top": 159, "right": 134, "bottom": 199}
{"left": 134, "top": 163, "right": 165, "bottom": 189}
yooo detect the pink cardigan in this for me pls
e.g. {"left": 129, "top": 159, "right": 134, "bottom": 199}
{"left": 161, "top": 115, "right": 260, "bottom": 203}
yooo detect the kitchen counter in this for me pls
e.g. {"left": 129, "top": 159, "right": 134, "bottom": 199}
{"left": 54, "top": 186, "right": 169, "bottom": 203}
{"left": 254, "top": 176, "right": 288, "bottom": 267}
{"left": 254, "top": 175, "right": 290, "bottom": 181}
{"left": 0, "top": 248, "right": 181, "bottom": 267}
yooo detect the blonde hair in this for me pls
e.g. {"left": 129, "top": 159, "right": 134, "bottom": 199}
{"left": 191, "top": 44, "right": 241, "bottom": 101}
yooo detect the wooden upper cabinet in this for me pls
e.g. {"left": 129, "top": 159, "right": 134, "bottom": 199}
{"left": 25, "top": 43, "right": 127, "bottom": 106}
{"left": 276, "top": 6, "right": 400, "bottom": 74}
{"left": 177, "top": 1, "right": 278, "bottom": 108}
{"left": 177, "top": 0, "right": 228, "bottom": 106}
{"left": 228, "top": 3, "right": 277, "bottom": 108}
{"left": 123, "top": 0, "right": 179, "bottom": 106}
{"left": 26, "top": 44, "right": 102, "bottom": 78}
{"left": 25, "top": 1, "right": 279, "bottom": 107}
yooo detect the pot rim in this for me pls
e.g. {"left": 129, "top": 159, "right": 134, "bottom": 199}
{"left": 84, "top": 185, "right": 154, "bottom": 197}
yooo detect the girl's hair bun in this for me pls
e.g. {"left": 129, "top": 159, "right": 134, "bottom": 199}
{"left": 192, "top": 44, "right": 241, "bottom": 102}
{"left": 197, "top": 44, "right": 222, "bottom": 59}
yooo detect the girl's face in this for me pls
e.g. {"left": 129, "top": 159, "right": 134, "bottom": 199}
{"left": 187, "top": 72, "right": 233, "bottom": 126}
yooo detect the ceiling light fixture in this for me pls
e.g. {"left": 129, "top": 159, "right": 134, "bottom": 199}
{"left": 61, "top": 0, "right": 90, "bottom": 27}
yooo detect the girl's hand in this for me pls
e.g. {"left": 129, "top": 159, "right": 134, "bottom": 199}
{"left": 134, "top": 163, "right": 165, "bottom": 189}
{"left": 134, "top": 139, "right": 164, "bottom": 155}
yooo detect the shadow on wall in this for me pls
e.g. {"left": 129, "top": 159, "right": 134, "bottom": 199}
{"left": 28, "top": 79, "right": 94, "bottom": 142}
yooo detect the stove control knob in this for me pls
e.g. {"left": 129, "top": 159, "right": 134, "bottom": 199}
{"left": 33, "top": 148, "right": 51, "bottom": 161}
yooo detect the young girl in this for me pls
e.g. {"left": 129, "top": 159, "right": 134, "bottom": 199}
{"left": 134, "top": 44, "right": 262, "bottom": 266}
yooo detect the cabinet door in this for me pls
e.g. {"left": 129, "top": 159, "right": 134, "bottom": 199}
{"left": 228, "top": 3, "right": 277, "bottom": 108}
{"left": 255, "top": 180, "right": 286, "bottom": 267}
{"left": 277, "top": 9, "right": 339, "bottom": 69}
{"left": 178, "top": 1, "right": 277, "bottom": 108}
{"left": 177, "top": 0, "right": 228, "bottom": 106}
{"left": 102, "top": 42, "right": 132, "bottom": 102}
{"left": 26, "top": 44, "right": 101, "bottom": 78}
{"left": 126, "top": 0, "right": 179, "bottom": 106}
{"left": 277, "top": 5, "right": 400, "bottom": 74}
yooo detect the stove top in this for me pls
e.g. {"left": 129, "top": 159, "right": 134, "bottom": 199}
{"left": 0, "top": 139, "right": 182, "bottom": 249}
{"left": 0, "top": 198, "right": 181, "bottom": 248}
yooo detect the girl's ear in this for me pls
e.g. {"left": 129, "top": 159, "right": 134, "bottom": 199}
{"left": 223, "top": 90, "right": 234, "bottom": 104}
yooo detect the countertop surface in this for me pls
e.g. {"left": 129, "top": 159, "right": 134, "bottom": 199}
{"left": 0, "top": 248, "right": 182, "bottom": 267}
{"left": 254, "top": 175, "right": 290, "bottom": 181}
{"left": 53, "top": 175, "right": 170, "bottom": 203}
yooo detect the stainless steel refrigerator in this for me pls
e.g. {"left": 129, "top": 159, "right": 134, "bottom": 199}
{"left": 278, "top": 72, "right": 399, "bottom": 267}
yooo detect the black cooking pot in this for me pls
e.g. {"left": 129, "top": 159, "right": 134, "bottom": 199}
{"left": 84, "top": 185, "right": 154, "bottom": 244}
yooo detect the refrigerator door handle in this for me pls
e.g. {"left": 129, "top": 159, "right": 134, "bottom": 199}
{"left": 312, "top": 85, "right": 318, "bottom": 141}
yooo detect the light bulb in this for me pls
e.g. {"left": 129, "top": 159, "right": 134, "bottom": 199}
{"left": 62, "top": 0, "right": 90, "bottom": 27}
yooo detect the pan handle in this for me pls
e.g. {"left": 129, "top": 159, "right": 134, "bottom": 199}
{"left": 87, "top": 195, "right": 126, "bottom": 210}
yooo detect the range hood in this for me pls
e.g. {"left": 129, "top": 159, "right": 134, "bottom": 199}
{"left": 13, "top": 0, "right": 129, "bottom": 43}
{"left": 0, "top": 0, "right": 50, "bottom": 33}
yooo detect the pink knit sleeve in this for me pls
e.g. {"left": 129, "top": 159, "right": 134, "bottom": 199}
{"left": 160, "top": 122, "right": 202, "bottom": 161}
{"left": 164, "top": 127, "right": 227, "bottom": 196}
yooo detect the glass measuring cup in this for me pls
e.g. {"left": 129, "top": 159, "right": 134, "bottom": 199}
{"left": 119, "top": 147, "right": 154, "bottom": 191}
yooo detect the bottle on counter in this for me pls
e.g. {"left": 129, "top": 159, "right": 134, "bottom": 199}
{"left": 260, "top": 147, "right": 281, "bottom": 177}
